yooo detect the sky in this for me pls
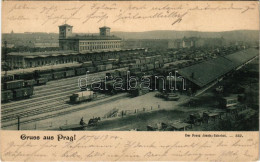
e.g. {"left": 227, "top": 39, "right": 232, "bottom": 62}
{"left": 2, "top": 1, "right": 259, "bottom": 33}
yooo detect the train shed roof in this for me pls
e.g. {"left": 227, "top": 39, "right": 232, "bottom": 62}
{"left": 178, "top": 48, "right": 259, "bottom": 87}
{"left": 1, "top": 63, "right": 82, "bottom": 76}
{"left": 178, "top": 57, "right": 234, "bottom": 87}
{"left": 7, "top": 48, "right": 145, "bottom": 58}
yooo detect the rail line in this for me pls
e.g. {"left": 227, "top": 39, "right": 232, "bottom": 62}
{"left": 1, "top": 94, "right": 108, "bottom": 123}
{"left": 2, "top": 94, "right": 127, "bottom": 128}
{"left": 2, "top": 68, "right": 126, "bottom": 108}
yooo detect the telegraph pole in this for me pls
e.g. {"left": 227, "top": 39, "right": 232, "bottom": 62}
{"left": 17, "top": 116, "right": 20, "bottom": 130}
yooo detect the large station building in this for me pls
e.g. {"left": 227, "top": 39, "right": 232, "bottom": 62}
{"left": 59, "top": 24, "right": 122, "bottom": 52}
{"left": 5, "top": 24, "right": 144, "bottom": 69}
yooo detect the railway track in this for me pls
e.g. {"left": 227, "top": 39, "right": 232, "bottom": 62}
{"left": 33, "top": 68, "right": 125, "bottom": 90}
{"left": 1, "top": 94, "right": 127, "bottom": 128}
{"left": 1, "top": 89, "right": 76, "bottom": 109}
{"left": 2, "top": 78, "right": 101, "bottom": 109}
{"left": 1, "top": 94, "right": 109, "bottom": 123}
{"left": 2, "top": 68, "right": 125, "bottom": 108}
{"left": 2, "top": 95, "right": 70, "bottom": 114}
{"left": 1, "top": 67, "right": 128, "bottom": 129}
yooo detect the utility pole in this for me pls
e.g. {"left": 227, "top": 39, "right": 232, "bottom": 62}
{"left": 17, "top": 116, "right": 20, "bottom": 130}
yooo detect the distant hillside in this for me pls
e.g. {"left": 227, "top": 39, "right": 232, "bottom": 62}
{"left": 2, "top": 30, "right": 258, "bottom": 45}
{"left": 111, "top": 30, "right": 259, "bottom": 42}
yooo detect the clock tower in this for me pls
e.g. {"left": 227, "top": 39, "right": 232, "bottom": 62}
{"left": 59, "top": 24, "right": 73, "bottom": 39}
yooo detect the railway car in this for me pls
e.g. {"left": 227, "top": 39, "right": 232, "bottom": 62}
{"left": 146, "top": 64, "right": 155, "bottom": 71}
{"left": 87, "top": 67, "right": 96, "bottom": 73}
{"left": 36, "top": 78, "right": 48, "bottom": 85}
{"left": 82, "top": 61, "right": 93, "bottom": 67}
{"left": 52, "top": 71, "right": 65, "bottom": 80}
{"left": 219, "top": 96, "right": 238, "bottom": 108}
{"left": 70, "top": 91, "right": 96, "bottom": 103}
{"left": 105, "top": 64, "right": 113, "bottom": 70}
{"left": 13, "top": 86, "right": 34, "bottom": 99}
{"left": 14, "top": 72, "right": 34, "bottom": 80}
{"left": 140, "top": 66, "right": 148, "bottom": 72}
{"left": 39, "top": 73, "right": 52, "bottom": 81}
{"left": 65, "top": 69, "right": 76, "bottom": 77}
{"left": 112, "top": 65, "right": 119, "bottom": 69}
{"left": 24, "top": 79, "right": 37, "bottom": 87}
{"left": 35, "top": 69, "right": 52, "bottom": 77}
{"left": 1, "top": 75, "right": 14, "bottom": 82}
{"left": 97, "top": 65, "right": 106, "bottom": 72}
{"left": 1, "top": 90, "right": 13, "bottom": 102}
{"left": 75, "top": 67, "right": 86, "bottom": 76}
{"left": 4, "top": 80, "right": 24, "bottom": 90}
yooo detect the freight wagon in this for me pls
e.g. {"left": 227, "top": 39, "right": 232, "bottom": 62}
{"left": 146, "top": 64, "right": 155, "bottom": 71}
{"left": 219, "top": 96, "right": 238, "bottom": 108}
{"left": 24, "top": 79, "right": 37, "bottom": 87}
{"left": 52, "top": 71, "right": 65, "bottom": 80}
{"left": 13, "top": 87, "right": 34, "bottom": 99}
{"left": 1, "top": 90, "right": 13, "bottom": 102}
{"left": 75, "top": 67, "right": 86, "bottom": 76}
{"left": 97, "top": 65, "right": 105, "bottom": 72}
{"left": 87, "top": 67, "right": 96, "bottom": 73}
{"left": 1, "top": 75, "right": 14, "bottom": 82}
{"left": 4, "top": 80, "right": 24, "bottom": 90}
{"left": 65, "top": 70, "right": 76, "bottom": 77}
{"left": 106, "top": 64, "right": 113, "bottom": 70}
{"left": 82, "top": 61, "right": 93, "bottom": 67}
{"left": 14, "top": 72, "right": 35, "bottom": 80}
{"left": 39, "top": 73, "right": 52, "bottom": 81}
{"left": 35, "top": 69, "right": 52, "bottom": 77}
{"left": 36, "top": 78, "right": 48, "bottom": 85}
{"left": 70, "top": 91, "right": 97, "bottom": 103}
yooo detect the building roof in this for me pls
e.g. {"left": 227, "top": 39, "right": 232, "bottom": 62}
{"left": 178, "top": 48, "right": 259, "bottom": 87}
{"left": 99, "top": 26, "right": 111, "bottom": 29}
{"left": 224, "top": 48, "right": 259, "bottom": 67}
{"left": 178, "top": 57, "right": 233, "bottom": 87}
{"left": 7, "top": 50, "right": 78, "bottom": 58}
{"left": 62, "top": 35, "right": 121, "bottom": 40}
{"left": 2, "top": 62, "right": 83, "bottom": 76}
{"left": 6, "top": 48, "right": 145, "bottom": 58}
{"left": 59, "top": 24, "right": 73, "bottom": 27}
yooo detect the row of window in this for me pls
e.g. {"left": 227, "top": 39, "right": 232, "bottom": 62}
{"left": 80, "top": 45, "right": 121, "bottom": 51}
{"left": 79, "top": 41, "right": 121, "bottom": 45}
{"left": 27, "top": 58, "right": 79, "bottom": 67}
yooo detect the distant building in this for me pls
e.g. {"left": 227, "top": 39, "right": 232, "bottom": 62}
{"left": 4, "top": 24, "right": 143, "bottom": 69}
{"left": 168, "top": 37, "right": 225, "bottom": 49}
{"left": 34, "top": 42, "right": 59, "bottom": 48}
{"left": 1, "top": 42, "right": 15, "bottom": 48}
{"left": 59, "top": 24, "right": 122, "bottom": 52}
{"left": 2, "top": 32, "right": 59, "bottom": 48}
{"left": 122, "top": 39, "right": 169, "bottom": 50}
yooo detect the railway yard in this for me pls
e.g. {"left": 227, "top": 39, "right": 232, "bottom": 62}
{"left": 1, "top": 69, "right": 128, "bottom": 129}
{"left": 1, "top": 46, "right": 259, "bottom": 131}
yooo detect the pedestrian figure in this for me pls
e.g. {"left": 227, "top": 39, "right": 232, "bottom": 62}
{"left": 80, "top": 117, "right": 85, "bottom": 125}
